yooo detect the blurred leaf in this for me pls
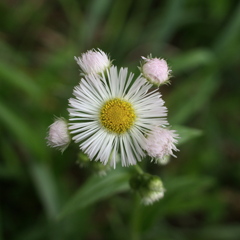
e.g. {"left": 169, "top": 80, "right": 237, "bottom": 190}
{"left": 29, "top": 162, "right": 60, "bottom": 219}
{"left": 104, "top": 0, "right": 133, "bottom": 46}
{"left": 0, "top": 100, "right": 47, "bottom": 159}
{"left": 0, "top": 204, "right": 2, "bottom": 240}
{"left": 173, "top": 125, "right": 203, "bottom": 145}
{"left": 148, "top": 0, "right": 185, "bottom": 50}
{"left": 16, "top": 219, "right": 49, "bottom": 240}
{"left": 214, "top": 1, "right": 240, "bottom": 55}
{"left": 196, "top": 224, "right": 240, "bottom": 240}
{"left": 58, "top": 169, "right": 130, "bottom": 219}
{"left": 83, "top": 0, "right": 113, "bottom": 45}
{"left": 169, "top": 70, "right": 219, "bottom": 125}
{"left": 111, "top": 0, "right": 153, "bottom": 54}
{"left": 0, "top": 61, "right": 42, "bottom": 101}
{"left": 171, "top": 49, "right": 215, "bottom": 74}
{"left": 0, "top": 40, "right": 28, "bottom": 65}
{"left": 58, "top": 0, "right": 83, "bottom": 33}
{"left": 165, "top": 175, "right": 215, "bottom": 191}
{"left": 0, "top": 138, "right": 23, "bottom": 179}
{"left": 140, "top": 175, "right": 216, "bottom": 231}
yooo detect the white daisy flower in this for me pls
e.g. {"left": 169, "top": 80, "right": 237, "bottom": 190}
{"left": 74, "top": 48, "right": 111, "bottom": 75}
{"left": 145, "top": 127, "right": 179, "bottom": 162}
{"left": 68, "top": 66, "right": 167, "bottom": 168}
{"left": 140, "top": 55, "right": 171, "bottom": 86}
{"left": 46, "top": 117, "right": 71, "bottom": 152}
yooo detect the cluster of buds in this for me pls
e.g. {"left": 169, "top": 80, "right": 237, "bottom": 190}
{"left": 46, "top": 48, "right": 179, "bottom": 205}
{"left": 130, "top": 173, "right": 165, "bottom": 205}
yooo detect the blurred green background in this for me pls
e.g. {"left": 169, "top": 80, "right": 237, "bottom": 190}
{"left": 1, "top": 0, "right": 240, "bottom": 239}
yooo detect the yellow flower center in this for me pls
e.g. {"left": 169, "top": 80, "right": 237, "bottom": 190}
{"left": 100, "top": 98, "right": 136, "bottom": 134}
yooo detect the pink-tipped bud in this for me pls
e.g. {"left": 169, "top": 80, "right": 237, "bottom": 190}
{"left": 46, "top": 117, "right": 70, "bottom": 152}
{"left": 141, "top": 56, "right": 171, "bottom": 86}
{"left": 74, "top": 48, "right": 111, "bottom": 75}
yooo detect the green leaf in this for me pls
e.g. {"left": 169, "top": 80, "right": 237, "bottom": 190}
{"left": 104, "top": 0, "right": 133, "bottom": 45}
{"left": 58, "top": 169, "right": 130, "bottom": 219}
{"left": 171, "top": 49, "right": 215, "bottom": 74}
{"left": 214, "top": 1, "right": 240, "bottom": 54}
{"left": 197, "top": 224, "right": 240, "bottom": 240}
{"left": 173, "top": 125, "right": 202, "bottom": 145}
{"left": 140, "top": 175, "right": 216, "bottom": 231}
{"left": 0, "top": 61, "right": 42, "bottom": 101}
{"left": 0, "top": 138, "right": 23, "bottom": 179}
{"left": 83, "top": 0, "right": 113, "bottom": 44}
{"left": 0, "top": 100, "right": 47, "bottom": 160}
{"left": 150, "top": 0, "right": 185, "bottom": 47}
{"left": 29, "top": 162, "right": 60, "bottom": 220}
{"left": 169, "top": 70, "right": 219, "bottom": 125}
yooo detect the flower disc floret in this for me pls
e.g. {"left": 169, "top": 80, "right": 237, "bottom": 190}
{"left": 100, "top": 98, "right": 136, "bottom": 134}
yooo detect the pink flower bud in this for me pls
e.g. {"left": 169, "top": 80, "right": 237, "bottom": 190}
{"left": 74, "top": 48, "right": 111, "bottom": 75}
{"left": 46, "top": 118, "right": 70, "bottom": 152}
{"left": 141, "top": 56, "right": 171, "bottom": 86}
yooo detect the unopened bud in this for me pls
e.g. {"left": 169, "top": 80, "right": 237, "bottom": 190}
{"left": 46, "top": 117, "right": 70, "bottom": 152}
{"left": 130, "top": 173, "right": 165, "bottom": 205}
{"left": 74, "top": 48, "right": 111, "bottom": 75}
{"left": 140, "top": 55, "right": 171, "bottom": 86}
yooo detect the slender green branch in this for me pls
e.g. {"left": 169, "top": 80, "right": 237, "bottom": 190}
{"left": 134, "top": 164, "right": 144, "bottom": 174}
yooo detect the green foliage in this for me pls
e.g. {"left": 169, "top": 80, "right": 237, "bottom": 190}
{"left": 58, "top": 169, "right": 130, "bottom": 219}
{"left": 173, "top": 125, "right": 202, "bottom": 145}
{"left": 1, "top": 0, "right": 240, "bottom": 239}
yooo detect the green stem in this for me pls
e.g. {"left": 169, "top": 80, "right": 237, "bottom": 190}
{"left": 134, "top": 164, "right": 144, "bottom": 174}
{"left": 130, "top": 195, "right": 141, "bottom": 240}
